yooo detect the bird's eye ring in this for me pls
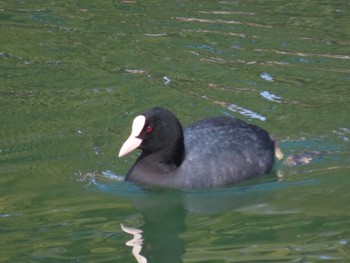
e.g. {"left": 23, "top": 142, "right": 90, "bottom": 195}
{"left": 146, "top": 126, "right": 153, "bottom": 133}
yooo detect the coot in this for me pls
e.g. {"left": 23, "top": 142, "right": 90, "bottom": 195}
{"left": 119, "top": 107, "right": 281, "bottom": 189}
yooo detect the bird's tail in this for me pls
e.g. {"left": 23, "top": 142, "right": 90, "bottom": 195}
{"left": 272, "top": 138, "right": 284, "bottom": 160}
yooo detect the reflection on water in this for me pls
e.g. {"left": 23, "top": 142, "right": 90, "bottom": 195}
{"left": 121, "top": 224, "right": 147, "bottom": 263}
{"left": 260, "top": 72, "right": 274, "bottom": 82}
{"left": 226, "top": 103, "right": 267, "bottom": 121}
{"left": 128, "top": 192, "right": 187, "bottom": 263}
{"left": 333, "top": 127, "right": 350, "bottom": 142}
{"left": 260, "top": 91, "right": 283, "bottom": 103}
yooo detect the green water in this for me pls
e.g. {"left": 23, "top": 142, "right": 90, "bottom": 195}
{"left": 1, "top": 0, "right": 349, "bottom": 262}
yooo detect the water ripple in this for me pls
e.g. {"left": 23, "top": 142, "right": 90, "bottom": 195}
{"left": 260, "top": 91, "right": 283, "bottom": 103}
{"left": 227, "top": 103, "right": 267, "bottom": 121}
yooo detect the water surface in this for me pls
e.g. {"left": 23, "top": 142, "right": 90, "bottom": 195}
{"left": 1, "top": 0, "right": 349, "bottom": 262}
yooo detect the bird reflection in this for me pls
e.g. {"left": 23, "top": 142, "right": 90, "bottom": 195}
{"left": 122, "top": 192, "right": 186, "bottom": 263}
{"left": 121, "top": 224, "right": 147, "bottom": 263}
{"left": 120, "top": 183, "right": 279, "bottom": 263}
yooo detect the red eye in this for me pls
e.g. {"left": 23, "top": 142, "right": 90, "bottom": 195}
{"left": 146, "top": 126, "right": 153, "bottom": 133}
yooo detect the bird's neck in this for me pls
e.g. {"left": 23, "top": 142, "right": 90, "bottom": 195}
{"left": 141, "top": 134, "right": 185, "bottom": 167}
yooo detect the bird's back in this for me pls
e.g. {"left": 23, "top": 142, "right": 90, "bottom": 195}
{"left": 174, "top": 116, "right": 275, "bottom": 188}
